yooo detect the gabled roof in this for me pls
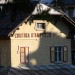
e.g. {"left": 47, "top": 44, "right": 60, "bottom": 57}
{"left": 32, "top": 3, "right": 61, "bottom": 15}
{"left": 0, "top": 3, "right": 75, "bottom": 37}
{"left": 0, "top": 12, "right": 32, "bottom": 37}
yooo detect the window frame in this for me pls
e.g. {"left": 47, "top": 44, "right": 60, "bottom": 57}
{"left": 55, "top": 46, "right": 62, "bottom": 62}
{"left": 50, "top": 46, "right": 68, "bottom": 63}
{"left": 35, "top": 23, "right": 46, "bottom": 30}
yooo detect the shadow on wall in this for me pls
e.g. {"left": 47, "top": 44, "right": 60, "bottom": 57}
{"left": 0, "top": 39, "right": 11, "bottom": 66}
{"left": 27, "top": 20, "right": 69, "bottom": 65}
{"left": 29, "top": 33, "right": 52, "bottom": 65}
{"left": 28, "top": 34, "right": 67, "bottom": 65}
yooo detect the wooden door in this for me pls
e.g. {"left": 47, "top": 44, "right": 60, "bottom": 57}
{"left": 20, "top": 47, "right": 29, "bottom": 64}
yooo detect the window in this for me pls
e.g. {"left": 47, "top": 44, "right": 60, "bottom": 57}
{"left": 50, "top": 46, "right": 68, "bottom": 63}
{"left": 55, "top": 47, "right": 62, "bottom": 62}
{"left": 36, "top": 23, "right": 45, "bottom": 30}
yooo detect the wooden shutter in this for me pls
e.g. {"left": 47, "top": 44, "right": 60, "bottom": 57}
{"left": 25, "top": 47, "right": 29, "bottom": 63}
{"left": 50, "top": 47, "right": 55, "bottom": 62}
{"left": 63, "top": 46, "right": 68, "bottom": 62}
{"left": 42, "top": 23, "right": 45, "bottom": 29}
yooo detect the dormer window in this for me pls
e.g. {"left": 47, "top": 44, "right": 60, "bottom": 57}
{"left": 36, "top": 23, "right": 45, "bottom": 30}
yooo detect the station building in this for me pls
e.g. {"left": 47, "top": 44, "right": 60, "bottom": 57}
{"left": 0, "top": 3, "right": 75, "bottom": 67}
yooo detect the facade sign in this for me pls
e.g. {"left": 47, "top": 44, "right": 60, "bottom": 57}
{"left": 15, "top": 33, "right": 51, "bottom": 38}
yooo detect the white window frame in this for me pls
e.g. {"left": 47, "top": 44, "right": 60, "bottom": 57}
{"left": 36, "top": 23, "right": 45, "bottom": 30}
{"left": 55, "top": 46, "right": 62, "bottom": 62}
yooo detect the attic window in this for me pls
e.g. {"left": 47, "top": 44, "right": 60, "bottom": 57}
{"left": 36, "top": 23, "right": 45, "bottom": 30}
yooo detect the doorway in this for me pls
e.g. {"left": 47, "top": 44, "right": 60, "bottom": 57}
{"left": 20, "top": 47, "right": 29, "bottom": 64}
